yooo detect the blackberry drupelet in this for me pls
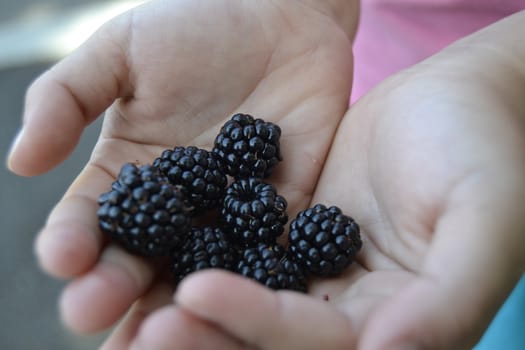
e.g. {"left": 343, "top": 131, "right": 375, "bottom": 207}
{"left": 221, "top": 178, "right": 288, "bottom": 246}
{"left": 171, "top": 226, "right": 237, "bottom": 282}
{"left": 212, "top": 113, "right": 282, "bottom": 179}
{"left": 97, "top": 163, "right": 192, "bottom": 256}
{"left": 288, "top": 204, "right": 362, "bottom": 277}
{"left": 237, "top": 243, "right": 307, "bottom": 292}
{"left": 153, "top": 146, "right": 227, "bottom": 214}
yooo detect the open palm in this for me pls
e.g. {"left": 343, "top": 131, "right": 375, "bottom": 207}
{"left": 310, "top": 32, "right": 525, "bottom": 348}
{"left": 8, "top": 0, "right": 358, "bottom": 347}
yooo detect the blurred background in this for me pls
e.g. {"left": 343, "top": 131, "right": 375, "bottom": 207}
{"left": 0, "top": 1, "right": 143, "bottom": 349}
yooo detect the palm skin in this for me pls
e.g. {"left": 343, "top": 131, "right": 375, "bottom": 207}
{"left": 7, "top": 1, "right": 525, "bottom": 349}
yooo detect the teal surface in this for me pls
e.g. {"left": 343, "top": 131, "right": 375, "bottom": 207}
{"left": 475, "top": 275, "right": 525, "bottom": 350}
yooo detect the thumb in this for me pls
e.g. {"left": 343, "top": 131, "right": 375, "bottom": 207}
{"left": 360, "top": 175, "right": 525, "bottom": 350}
{"left": 6, "top": 11, "right": 133, "bottom": 176}
{"left": 176, "top": 270, "right": 356, "bottom": 350}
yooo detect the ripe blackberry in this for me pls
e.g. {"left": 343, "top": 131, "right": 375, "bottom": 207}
{"left": 212, "top": 113, "right": 282, "bottom": 179}
{"left": 97, "top": 163, "right": 192, "bottom": 256}
{"left": 221, "top": 178, "right": 288, "bottom": 246}
{"left": 171, "top": 226, "right": 237, "bottom": 282}
{"left": 153, "top": 146, "right": 227, "bottom": 214}
{"left": 237, "top": 243, "right": 307, "bottom": 292}
{"left": 288, "top": 204, "right": 362, "bottom": 277}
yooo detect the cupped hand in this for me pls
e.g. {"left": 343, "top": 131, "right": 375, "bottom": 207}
{"left": 6, "top": 0, "right": 358, "bottom": 347}
{"left": 316, "top": 11, "right": 525, "bottom": 349}
{"left": 119, "top": 10, "right": 525, "bottom": 350}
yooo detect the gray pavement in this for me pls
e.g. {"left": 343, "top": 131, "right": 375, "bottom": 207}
{"left": 1, "top": 1, "right": 111, "bottom": 349}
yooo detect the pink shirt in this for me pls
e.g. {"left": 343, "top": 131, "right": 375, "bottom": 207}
{"left": 351, "top": 0, "right": 525, "bottom": 103}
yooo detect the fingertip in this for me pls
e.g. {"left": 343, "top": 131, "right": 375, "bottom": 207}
{"left": 59, "top": 277, "right": 101, "bottom": 334}
{"left": 14, "top": 76, "right": 85, "bottom": 175}
{"left": 59, "top": 273, "right": 126, "bottom": 334}
{"left": 59, "top": 248, "right": 153, "bottom": 334}
{"left": 9, "top": 13, "right": 131, "bottom": 176}
{"left": 132, "top": 307, "right": 179, "bottom": 349}
{"left": 131, "top": 305, "right": 247, "bottom": 350}
{"left": 35, "top": 187, "right": 107, "bottom": 279}
{"left": 175, "top": 269, "right": 256, "bottom": 307}
{"left": 34, "top": 223, "right": 99, "bottom": 279}
{"left": 100, "top": 281, "right": 175, "bottom": 350}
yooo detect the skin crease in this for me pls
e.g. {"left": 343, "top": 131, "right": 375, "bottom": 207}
{"left": 6, "top": 0, "right": 525, "bottom": 349}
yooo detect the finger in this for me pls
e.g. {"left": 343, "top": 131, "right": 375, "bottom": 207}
{"left": 175, "top": 270, "right": 356, "bottom": 350}
{"left": 100, "top": 281, "right": 174, "bottom": 350}
{"left": 34, "top": 139, "right": 158, "bottom": 278}
{"left": 34, "top": 164, "right": 111, "bottom": 278}
{"left": 35, "top": 196, "right": 102, "bottom": 278}
{"left": 7, "top": 12, "right": 133, "bottom": 176}
{"left": 60, "top": 245, "right": 154, "bottom": 334}
{"left": 39, "top": 143, "right": 161, "bottom": 333}
{"left": 129, "top": 306, "right": 252, "bottom": 350}
{"left": 359, "top": 175, "right": 525, "bottom": 350}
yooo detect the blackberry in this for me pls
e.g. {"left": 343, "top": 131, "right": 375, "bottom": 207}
{"left": 221, "top": 178, "right": 288, "bottom": 246}
{"left": 97, "top": 163, "right": 192, "bottom": 256}
{"left": 212, "top": 113, "right": 282, "bottom": 179}
{"left": 237, "top": 243, "right": 307, "bottom": 292}
{"left": 153, "top": 146, "right": 227, "bottom": 214}
{"left": 171, "top": 226, "right": 237, "bottom": 282}
{"left": 288, "top": 204, "right": 362, "bottom": 277}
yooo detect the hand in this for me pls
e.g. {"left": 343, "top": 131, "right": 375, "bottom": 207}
{"left": 119, "top": 10, "right": 525, "bottom": 350}
{"left": 7, "top": 0, "right": 358, "bottom": 348}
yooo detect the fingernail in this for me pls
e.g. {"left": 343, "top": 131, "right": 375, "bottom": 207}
{"left": 6, "top": 127, "right": 25, "bottom": 170}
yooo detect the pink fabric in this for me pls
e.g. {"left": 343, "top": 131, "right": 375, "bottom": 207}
{"left": 351, "top": 0, "right": 525, "bottom": 103}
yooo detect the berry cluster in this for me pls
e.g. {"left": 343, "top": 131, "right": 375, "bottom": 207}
{"left": 98, "top": 113, "right": 362, "bottom": 293}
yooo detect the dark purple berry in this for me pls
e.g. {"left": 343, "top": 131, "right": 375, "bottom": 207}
{"left": 153, "top": 146, "right": 227, "bottom": 214}
{"left": 212, "top": 113, "right": 282, "bottom": 179}
{"left": 288, "top": 204, "right": 362, "bottom": 277}
{"left": 97, "top": 164, "right": 192, "bottom": 256}
{"left": 237, "top": 243, "right": 307, "bottom": 292}
{"left": 171, "top": 226, "right": 237, "bottom": 282}
{"left": 220, "top": 178, "right": 288, "bottom": 246}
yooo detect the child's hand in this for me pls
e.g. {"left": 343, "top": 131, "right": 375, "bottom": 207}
{"left": 6, "top": 0, "right": 357, "bottom": 347}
